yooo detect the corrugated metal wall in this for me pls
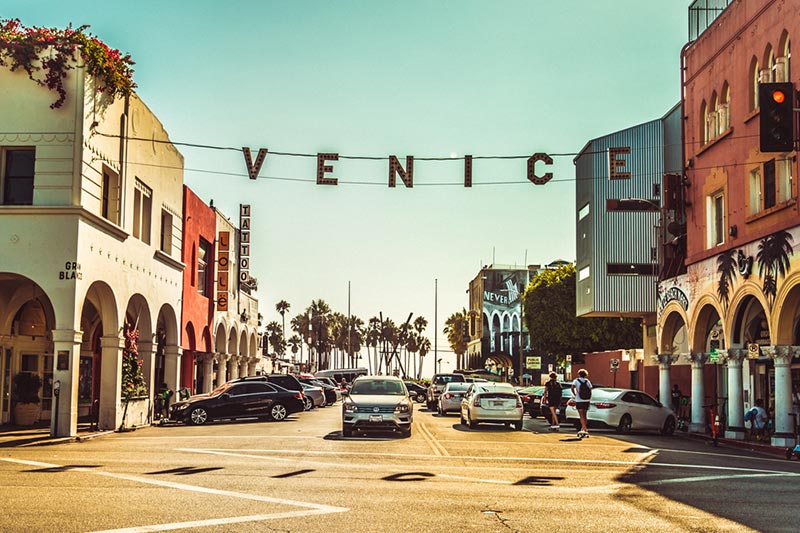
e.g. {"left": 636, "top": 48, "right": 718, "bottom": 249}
{"left": 576, "top": 119, "right": 665, "bottom": 316}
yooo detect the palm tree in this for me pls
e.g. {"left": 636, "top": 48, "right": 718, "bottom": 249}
{"left": 264, "top": 321, "right": 285, "bottom": 356}
{"left": 405, "top": 331, "right": 419, "bottom": 379}
{"left": 287, "top": 334, "right": 301, "bottom": 362}
{"left": 757, "top": 230, "right": 794, "bottom": 308}
{"left": 308, "top": 299, "right": 332, "bottom": 370}
{"left": 417, "top": 336, "right": 431, "bottom": 380}
{"left": 444, "top": 309, "right": 469, "bottom": 370}
{"left": 366, "top": 317, "right": 381, "bottom": 374}
{"left": 276, "top": 300, "right": 290, "bottom": 341}
{"left": 716, "top": 249, "right": 737, "bottom": 311}
{"left": 290, "top": 313, "right": 310, "bottom": 366}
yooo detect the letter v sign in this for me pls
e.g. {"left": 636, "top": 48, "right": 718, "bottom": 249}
{"left": 242, "top": 147, "right": 269, "bottom": 180}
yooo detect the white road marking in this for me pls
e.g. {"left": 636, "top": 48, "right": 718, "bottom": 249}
{"left": 639, "top": 472, "right": 795, "bottom": 487}
{"left": 180, "top": 448, "right": 798, "bottom": 476}
{"left": 0, "top": 457, "right": 348, "bottom": 532}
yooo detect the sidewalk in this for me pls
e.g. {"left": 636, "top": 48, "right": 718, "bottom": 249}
{"left": 678, "top": 429, "right": 792, "bottom": 459}
{"left": 0, "top": 420, "right": 113, "bottom": 448}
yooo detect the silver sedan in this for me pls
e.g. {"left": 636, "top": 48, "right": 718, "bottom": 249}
{"left": 437, "top": 382, "right": 471, "bottom": 415}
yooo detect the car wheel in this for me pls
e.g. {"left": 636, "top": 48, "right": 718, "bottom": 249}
{"left": 427, "top": 400, "right": 435, "bottom": 410}
{"left": 437, "top": 404, "right": 443, "bottom": 416}
{"left": 416, "top": 393, "right": 426, "bottom": 403}
{"left": 302, "top": 396, "right": 313, "bottom": 411}
{"left": 468, "top": 412, "right": 478, "bottom": 429}
{"left": 189, "top": 407, "right": 208, "bottom": 425}
{"left": 661, "top": 416, "right": 676, "bottom": 436}
{"left": 460, "top": 412, "right": 467, "bottom": 425}
{"left": 321, "top": 396, "right": 327, "bottom": 408}
{"left": 342, "top": 425, "right": 353, "bottom": 438}
{"left": 269, "top": 403, "right": 288, "bottom": 421}
{"left": 514, "top": 420, "right": 523, "bottom": 431}
{"left": 617, "top": 414, "right": 632, "bottom": 434}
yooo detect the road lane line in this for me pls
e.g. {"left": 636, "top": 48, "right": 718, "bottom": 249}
{"left": 418, "top": 423, "right": 449, "bottom": 456}
{"left": 177, "top": 448, "right": 799, "bottom": 475}
{"left": 639, "top": 472, "right": 795, "bottom": 487}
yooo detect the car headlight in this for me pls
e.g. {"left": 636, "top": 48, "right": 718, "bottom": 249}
{"left": 177, "top": 403, "right": 190, "bottom": 411}
{"left": 344, "top": 402, "right": 358, "bottom": 413}
{"left": 394, "top": 402, "right": 410, "bottom": 413}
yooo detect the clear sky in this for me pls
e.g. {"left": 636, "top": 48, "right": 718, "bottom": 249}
{"left": 6, "top": 1, "right": 688, "bottom": 375}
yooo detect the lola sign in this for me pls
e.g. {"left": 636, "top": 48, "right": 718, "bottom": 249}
{"left": 243, "top": 148, "right": 555, "bottom": 187}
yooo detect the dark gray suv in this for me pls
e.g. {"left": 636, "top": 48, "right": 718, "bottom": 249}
{"left": 426, "top": 373, "right": 465, "bottom": 410}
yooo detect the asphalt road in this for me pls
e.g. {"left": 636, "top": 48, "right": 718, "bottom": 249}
{"left": 1, "top": 402, "right": 799, "bottom": 532}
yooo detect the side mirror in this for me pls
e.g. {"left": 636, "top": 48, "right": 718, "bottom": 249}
{"left": 221, "top": 393, "right": 230, "bottom": 401}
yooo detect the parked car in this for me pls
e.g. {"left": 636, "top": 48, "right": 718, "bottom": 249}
{"left": 342, "top": 375, "right": 413, "bottom": 438}
{"left": 437, "top": 382, "right": 471, "bottom": 415}
{"left": 301, "top": 383, "right": 326, "bottom": 409}
{"left": 299, "top": 377, "right": 337, "bottom": 405}
{"left": 564, "top": 388, "right": 677, "bottom": 435}
{"left": 313, "top": 376, "right": 344, "bottom": 401}
{"left": 404, "top": 381, "right": 427, "bottom": 403}
{"left": 170, "top": 381, "right": 304, "bottom": 425}
{"left": 516, "top": 385, "right": 545, "bottom": 417}
{"left": 426, "top": 373, "right": 465, "bottom": 410}
{"left": 460, "top": 382, "right": 524, "bottom": 430}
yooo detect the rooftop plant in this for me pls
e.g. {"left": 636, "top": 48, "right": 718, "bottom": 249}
{"left": 0, "top": 18, "right": 136, "bottom": 109}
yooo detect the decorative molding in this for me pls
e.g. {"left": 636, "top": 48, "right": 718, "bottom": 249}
{"left": 721, "top": 348, "right": 747, "bottom": 364}
{"left": 770, "top": 345, "right": 793, "bottom": 365}
{"left": 687, "top": 352, "right": 708, "bottom": 365}
{"left": 153, "top": 250, "right": 185, "bottom": 272}
{"left": 653, "top": 353, "right": 679, "bottom": 366}
{"left": 0, "top": 132, "right": 74, "bottom": 144}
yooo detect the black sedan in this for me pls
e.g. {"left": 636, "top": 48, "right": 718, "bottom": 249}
{"left": 170, "top": 381, "right": 305, "bottom": 425}
{"left": 404, "top": 381, "right": 427, "bottom": 402}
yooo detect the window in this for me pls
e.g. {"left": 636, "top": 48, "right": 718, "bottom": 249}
{"left": 750, "top": 159, "right": 793, "bottom": 215}
{"left": 708, "top": 192, "right": 725, "bottom": 247}
{"left": 160, "top": 209, "right": 173, "bottom": 255}
{"left": 197, "top": 237, "right": 211, "bottom": 296}
{"left": 578, "top": 266, "right": 590, "bottom": 281}
{"left": 606, "top": 264, "right": 657, "bottom": 276}
{"left": 700, "top": 100, "right": 708, "bottom": 144}
{"left": 750, "top": 57, "right": 759, "bottom": 111}
{"left": 101, "top": 165, "right": 120, "bottom": 224}
{"left": 718, "top": 83, "right": 730, "bottom": 134}
{"left": 606, "top": 199, "right": 658, "bottom": 212}
{"left": 578, "top": 203, "right": 590, "bottom": 220}
{"left": 708, "top": 92, "right": 718, "bottom": 141}
{"left": 133, "top": 179, "right": 152, "bottom": 244}
{"left": 2, "top": 148, "right": 35, "bottom": 205}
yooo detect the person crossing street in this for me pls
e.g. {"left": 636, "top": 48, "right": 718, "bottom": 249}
{"left": 543, "top": 372, "right": 562, "bottom": 431}
{"left": 572, "top": 369, "right": 592, "bottom": 438}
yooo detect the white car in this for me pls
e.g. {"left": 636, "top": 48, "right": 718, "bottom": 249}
{"left": 564, "top": 388, "right": 677, "bottom": 435}
{"left": 460, "top": 382, "right": 524, "bottom": 430}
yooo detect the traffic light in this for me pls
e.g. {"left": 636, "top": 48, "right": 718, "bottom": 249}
{"left": 759, "top": 82, "right": 795, "bottom": 152}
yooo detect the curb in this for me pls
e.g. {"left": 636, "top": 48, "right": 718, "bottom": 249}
{"left": 678, "top": 430, "right": 789, "bottom": 458}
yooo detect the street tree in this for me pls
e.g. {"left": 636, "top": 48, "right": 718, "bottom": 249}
{"left": 522, "top": 264, "right": 641, "bottom": 363}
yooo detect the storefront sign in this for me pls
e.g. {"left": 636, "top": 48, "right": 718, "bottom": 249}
{"left": 239, "top": 204, "right": 251, "bottom": 287}
{"left": 217, "top": 231, "right": 230, "bottom": 311}
{"left": 58, "top": 261, "right": 82, "bottom": 280}
{"left": 526, "top": 356, "right": 541, "bottom": 369}
{"left": 659, "top": 286, "right": 689, "bottom": 313}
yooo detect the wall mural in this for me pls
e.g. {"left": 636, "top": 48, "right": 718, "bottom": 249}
{"left": 716, "top": 230, "right": 794, "bottom": 312}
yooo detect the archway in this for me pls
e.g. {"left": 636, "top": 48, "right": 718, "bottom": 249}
{"left": 80, "top": 280, "right": 119, "bottom": 431}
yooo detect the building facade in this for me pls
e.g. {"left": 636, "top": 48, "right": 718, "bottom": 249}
{"left": 657, "top": 0, "right": 800, "bottom": 446}
{"left": 0, "top": 55, "right": 184, "bottom": 436}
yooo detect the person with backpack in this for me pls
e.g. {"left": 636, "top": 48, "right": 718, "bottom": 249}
{"left": 542, "top": 372, "right": 562, "bottom": 431}
{"left": 571, "top": 369, "right": 592, "bottom": 438}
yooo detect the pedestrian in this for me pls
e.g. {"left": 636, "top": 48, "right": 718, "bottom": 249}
{"left": 671, "top": 383, "right": 682, "bottom": 413}
{"left": 543, "top": 372, "right": 562, "bottom": 431}
{"left": 745, "top": 398, "right": 768, "bottom": 440}
{"left": 160, "top": 383, "right": 173, "bottom": 420}
{"left": 340, "top": 377, "right": 348, "bottom": 390}
{"left": 571, "top": 369, "right": 592, "bottom": 438}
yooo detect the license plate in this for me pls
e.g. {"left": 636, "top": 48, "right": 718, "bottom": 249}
{"left": 369, "top": 415, "right": 383, "bottom": 423}
{"left": 492, "top": 400, "right": 504, "bottom": 407}
{"left": 534, "top": 399, "right": 540, "bottom": 404}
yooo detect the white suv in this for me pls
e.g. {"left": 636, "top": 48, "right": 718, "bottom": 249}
{"left": 342, "top": 376, "right": 413, "bottom": 438}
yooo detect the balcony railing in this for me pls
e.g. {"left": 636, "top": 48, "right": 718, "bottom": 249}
{"left": 689, "top": 0, "right": 733, "bottom": 41}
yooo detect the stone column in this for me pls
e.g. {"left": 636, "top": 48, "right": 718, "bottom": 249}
{"left": 722, "top": 348, "right": 746, "bottom": 439}
{"left": 215, "top": 353, "right": 228, "bottom": 388}
{"left": 163, "top": 345, "right": 182, "bottom": 394}
{"left": 769, "top": 346, "right": 796, "bottom": 447}
{"left": 248, "top": 360, "right": 257, "bottom": 376}
{"left": 50, "top": 329, "right": 83, "bottom": 438}
{"left": 239, "top": 359, "right": 248, "bottom": 378}
{"left": 229, "top": 356, "right": 240, "bottom": 380}
{"left": 202, "top": 354, "right": 214, "bottom": 394}
{"left": 653, "top": 353, "right": 676, "bottom": 407}
{"left": 99, "top": 334, "right": 124, "bottom": 431}
{"left": 687, "top": 352, "right": 708, "bottom": 433}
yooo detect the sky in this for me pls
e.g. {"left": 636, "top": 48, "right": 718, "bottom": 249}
{"left": 5, "top": 1, "right": 688, "bottom": 375}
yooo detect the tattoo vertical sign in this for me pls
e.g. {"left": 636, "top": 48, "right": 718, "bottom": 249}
{"left": 239, "top": 204, "right": 251, "bottom": 289}
{"left": 217, "top": 231, "right": 230, "bottom": 311}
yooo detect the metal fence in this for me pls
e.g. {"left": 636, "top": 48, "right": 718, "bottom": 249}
{"left": 689, "top": 0, "right": 733, "bottom": 41}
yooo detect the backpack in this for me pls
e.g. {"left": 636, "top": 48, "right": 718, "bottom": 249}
{"left": 577, "top": 378, "right": 591, "bottom": 400}
{"left": 545, "top": 381, "right": 561, "bottom": 405}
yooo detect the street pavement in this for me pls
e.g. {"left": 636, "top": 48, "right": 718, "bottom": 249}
{"left": 1, "top": 403, "right": 799, "bottom": 532}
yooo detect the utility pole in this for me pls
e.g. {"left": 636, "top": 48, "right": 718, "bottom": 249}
{"left": 434, "top": 278, "right": 438, "bottom": 375}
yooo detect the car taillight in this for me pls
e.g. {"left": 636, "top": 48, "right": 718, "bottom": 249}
{"left": 516, "top": 397, "right": 523, "bottom": 408}
{"left": 444, "top": 393, "right": 453, "bottom": 399}
{"left": 567, "top": 399, "right": 575, "bottom": 406}
{"left": 473, "top": 397, "right": 481, "bottom": 407}
{"left": 593, "top": 402, "right": 616, "bottom": 409}
{"left": 520, "top": 395, "right": 529, "bottom": 402}
{"left": 294, "top": 393, "right": 303, "bottom": 400}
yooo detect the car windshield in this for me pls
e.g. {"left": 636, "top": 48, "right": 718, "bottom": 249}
{"left": 350, "top": 379, "right": 405, "bottom": 395}
{"left": 435, "top": 375, "right": 464, "bottom": 384}
{"left": 475, "top": 384, "right": 515, "bottom": 394}
{"left": 518, "top": 386, "right": 544, "bottom": 394}
{"left": 444, "top": 383, "right": 470, "bottom": 392}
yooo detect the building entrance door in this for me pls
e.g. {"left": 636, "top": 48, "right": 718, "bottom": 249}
{"left": 1, "top": 348, "right": 10, "bottom": 424}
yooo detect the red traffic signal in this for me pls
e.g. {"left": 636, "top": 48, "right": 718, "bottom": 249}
{"left": 759, "top": 82, "right": 795, "bottom": 153}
